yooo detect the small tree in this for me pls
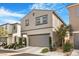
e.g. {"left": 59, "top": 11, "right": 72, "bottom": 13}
{"left": 0, "top": 27, "right": 8, "bottom": 37}
{"left": 66, "top": 25, "right": 73, "bottom": 40}
{"left": 55, "top": 24, "right": 72, "bottom": 48}
{"left": 67, "top": 25, "right": 73, "bottom": 36}
{"left": 55, "top": 25, "right": 66, "bottom": 47}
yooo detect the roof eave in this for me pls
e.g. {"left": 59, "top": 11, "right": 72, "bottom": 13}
{"left": 53, "top": 11, "right": 66, "bottom": 26}
{"left": 67, "top": 4, "right": 79, "bottom": 8}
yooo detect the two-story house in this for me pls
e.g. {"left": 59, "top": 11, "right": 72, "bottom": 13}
{"left": 21, "top": 9, "right": 65, "bottom": 47}
{"left": 68, "top": 4, "right": 79, "bottom": 49}
{"left": 0, "top": 23, "right": 21, "bottom": 45}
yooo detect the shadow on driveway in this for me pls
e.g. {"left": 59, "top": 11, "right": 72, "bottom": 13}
{"left": 11, "top": 53, "right": 43, "bottom": 56}
{"left": 0, "top": 50, "right": 17, "bottom": 53}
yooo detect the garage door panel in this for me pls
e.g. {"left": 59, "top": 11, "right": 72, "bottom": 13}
{"left": 74, "top": 33, "right": 79, "bottom": 49}
{"left": 29, "top": 34, "right": 49, "bottom": 47}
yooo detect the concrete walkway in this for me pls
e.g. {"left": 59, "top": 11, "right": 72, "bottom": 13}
{"left": 0, "top": 47, "right": 64, "bottom": 56}
{"left": 71, "top": 50, "right": 79, "bottom": 56}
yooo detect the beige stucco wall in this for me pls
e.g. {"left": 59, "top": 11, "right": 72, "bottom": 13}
{"left": 21, "top": 10, "right": 53, "bottom": 31}
{"left": 52, "top": 12, "right": 63, "bottom": 31}
{"left": 22, "top": 28, "right": 52, "bottom": 35}
{"left": 68, "top": 4, "right": 79, "bottom": 31}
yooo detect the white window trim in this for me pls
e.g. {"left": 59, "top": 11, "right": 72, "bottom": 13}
{"left": 36, "top": 15, "right": 48, "bottom": 25}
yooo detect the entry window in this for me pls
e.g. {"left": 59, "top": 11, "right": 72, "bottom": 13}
{"left": 36, "top": 15, "right": 48, "bottom": 25}
{"left": 25, "top": 19, "right": 29, "bottom": 26}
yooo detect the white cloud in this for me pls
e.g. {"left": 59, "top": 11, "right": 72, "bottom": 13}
{"left": 4, "top": 19, "right": 20, "bottom": 23}
{"left": 0, "top": 6, "right": 25, "bottom": 25}
{"left": 0, "top": 18, "right": 20, "bottom": 25}
{"left": 31, "top": 3, "right": 53, "bottom": 10}
{"left": 0, "top": 7, "right": 25, "bottom": 17}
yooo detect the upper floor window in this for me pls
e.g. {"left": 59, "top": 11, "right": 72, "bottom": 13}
{"left": 36, "top": 17, "right": 41, "bottom": 25}
{"left": 42, "top": 15, "right": 48, "bottom": 24}
{"left": 13, "top": 25, "right": 16, "bottom": 30}
{"left": 25, "top": 19, "right": 29, "bottom": 26}
{"left": 36, "top": 15, "right": 48, "bottom": 25}
{"left": 13, "top": 25, "right": 17, "bottom": 33}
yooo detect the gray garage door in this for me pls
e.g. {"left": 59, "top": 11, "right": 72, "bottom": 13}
{"left": 29, "top": 34, "right": 49, "bottom": 47}
{"left": 74, "top": 33, "right": 79, "bottom": 49}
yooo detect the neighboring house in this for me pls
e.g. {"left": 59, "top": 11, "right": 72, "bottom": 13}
{"left": 0, "top": 23, "right": 21, "bottom": 45}
{"left": 21, "top": 9, "right": 65, "bottom": 47}
{"left": 68, "top": 4, "right": 79, "bottom": 49}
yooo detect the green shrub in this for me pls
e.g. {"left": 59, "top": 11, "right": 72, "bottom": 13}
{"left": 13, "top": 43, "right": 24, "bottom": 49}
{"left": 18, "top": 45, "right": 23, "bottom": 48}
{"left": 23, "top": 37, "right": 27, "bottom": 46}
{"left": 4, "top": 42, "right": 24, "bottom": 50}
{"left": 13, "top": 45, "right": 16, "bottom": 50}
{"left": 8, "top": 43, "right": 14, "bottom": 49}
{"left": 2, "top": 43, "right": 7, "bottom": 46}
{"left": 19, "top": 37, "right": 23, "bottom": 45}
{"left": 8, "top": 45, "right": 12, "bottom": 49}
{"left": 13, "top": 44, "right": 18, "bottom": 50}
{"left": 41, "top": 48, "right": 49, "bottom": 53}
{"left": 7, "top": 43, "right": 17, "bottom": 49}
{"left": 4, "top": 45, "right": 8, "bottom": 49}
{"left": 63, "top": 42, "right": 73, "bottom": 52}
{"left": 11, "top": 43, "right": 16, "bottom": 48}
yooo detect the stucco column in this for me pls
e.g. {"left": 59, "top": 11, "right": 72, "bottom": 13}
{"left": 23, "top": 35, "right": 29, "bottom": 47}
{"left": 7, "top": 37, "right": 12, "bottom": 45}
{"left": 7, "top": 38, "right": 9, "bottom": 45}
{"left": 12, "top": 36, "right": 15, "bottom": 43}
{"left": 26, "top": 35, "right": 29, "bottom": 47}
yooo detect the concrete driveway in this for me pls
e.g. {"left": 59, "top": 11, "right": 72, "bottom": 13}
{"left": 0, "top": 47, "right": 46, "bottom": 56}
{"left": 11, "top": 53, "right": 42, "bottom": 56}
{"left": 0, "top": 47, "right": 64, "bottom": 56}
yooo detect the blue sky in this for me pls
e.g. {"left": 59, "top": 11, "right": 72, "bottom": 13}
{"left": 0, "top": 3, "right": 74, "bottom": 25}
